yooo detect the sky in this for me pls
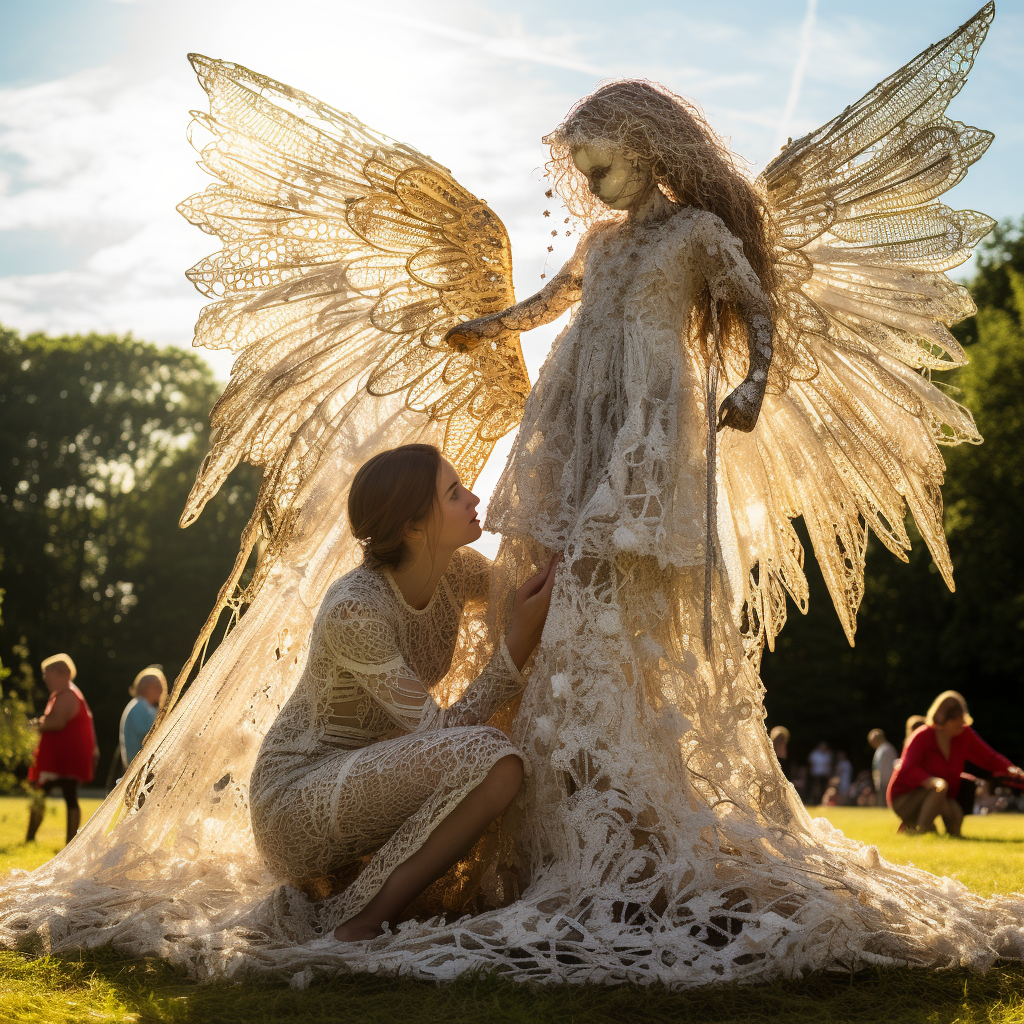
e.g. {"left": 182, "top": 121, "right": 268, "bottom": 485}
{"left": 1, "top": 0, "right": 1021, "bottom": 542}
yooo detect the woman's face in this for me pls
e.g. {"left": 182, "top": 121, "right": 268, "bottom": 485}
{"left": 571, "top": 143, "right": 650, "bottom": 210}
{"left": 428, "top": 458, "right": 481, "bottom": 551}
{"left": 42, "top": 663, "right": 70, "bottom": 692}
{"left": 937, "top": 710, "right": 966, "bottom": 738}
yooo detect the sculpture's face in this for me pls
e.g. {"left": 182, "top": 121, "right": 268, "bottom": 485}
{"left": 571, "top": 143, "right": 649, "bottom": 210}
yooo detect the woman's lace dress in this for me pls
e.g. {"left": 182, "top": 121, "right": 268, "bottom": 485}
{"left": 249, "top": 546, "right": 524, "bottom": 930}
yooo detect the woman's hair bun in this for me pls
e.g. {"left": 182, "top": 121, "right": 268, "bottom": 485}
{"left": 348, "top": 444, "right": 441, "bottom": 567}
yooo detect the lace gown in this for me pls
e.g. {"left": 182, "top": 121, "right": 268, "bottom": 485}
{"left": 249, "top": 546, "right": 524, "bottom": 928}
{"left": 469, "top": 207, "right": 1022, "bottom": 979}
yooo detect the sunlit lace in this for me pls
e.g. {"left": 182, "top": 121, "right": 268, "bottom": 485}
{"left": 2, "top": 2, "right": 1021, "bottom": 986}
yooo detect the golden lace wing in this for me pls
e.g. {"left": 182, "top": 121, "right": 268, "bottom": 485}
{"left": 174, "top": 54, "right": 527, "bottom": 676}
{"left": 730, "top": 3, "right": 994, "bottom": 648}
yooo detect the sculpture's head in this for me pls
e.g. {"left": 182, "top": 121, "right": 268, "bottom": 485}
{"left": 546, "top": 81, "right": 781, "bottom": 375}
{"left": 546, "top": 80, "right": 751, "bottom": 224}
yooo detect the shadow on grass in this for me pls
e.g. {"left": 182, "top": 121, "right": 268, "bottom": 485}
{"left": 2, "top": 948, "right": 1024, "bottom": 1024}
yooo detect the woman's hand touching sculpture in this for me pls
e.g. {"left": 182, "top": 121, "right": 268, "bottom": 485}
{"left": 505, "top": 555, "right": 560, "bottom": 670}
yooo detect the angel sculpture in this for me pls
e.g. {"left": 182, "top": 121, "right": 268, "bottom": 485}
{"left": 3, "top": 1, "right": 1022, "bottom": 985}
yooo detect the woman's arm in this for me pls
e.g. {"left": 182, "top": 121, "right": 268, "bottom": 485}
{"left": 320, "top": 556, "right": 558, "bottom": 734}
{"left": 37, "top": 690, "right": 79, "bottom": 732}
{"left": 444, "top": 249, "right": 584, "bottom": 352}
{"left": 689, "top": 215, "right": 773, "bottom": 433}
{"left": 892, "top": 728, "right": 933, "bottom": 793}
{"left": 442, "top": 555, "right": 559, "bottom": 727}
{"left": 322, "top": 600, "right": 433, "bottom": 734}
{"left": 964, "top": 727, "right": 1016, "bottom": 776}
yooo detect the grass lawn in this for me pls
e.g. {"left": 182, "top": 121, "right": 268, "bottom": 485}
{"left": 807, "top": 806, "right": 1024, "bottom": 898}
{"left": 0, "top": 795, "right": 104, "bottom": 878}
{"left": 0, "top": 797, "right": 1022, "bottom": 1023}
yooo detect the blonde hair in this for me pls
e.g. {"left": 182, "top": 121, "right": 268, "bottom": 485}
{"left": 544, "top": 80, "right": 789, "bottom": 389}
{"left": 925, "top": 690, "right": 973, "bottom": 728}
{"left": 41, "top": 653, "right": 76, "bottom": 680}
{"left": 131, "top": 665, "right": 168, "bottom": 700}
{"left": 769, "top": 725, "right": 790, "bottom": 743}
{"left": 904, "top": 715, "right": 926, "bottom": 741}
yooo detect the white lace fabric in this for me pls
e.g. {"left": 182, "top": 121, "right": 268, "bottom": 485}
{"left": 3, "top": 4, "right": 1023, "bottom": 987}
{"left": 249, "top": 547, "right": 524, "bottom": 928}
{"left": 488, "top": 209, "right": 768, "bottom": 572}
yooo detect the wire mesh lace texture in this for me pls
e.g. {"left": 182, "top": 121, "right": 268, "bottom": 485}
{"left": 249, "top": 546, "right": 525, "bottom": 929}
{"left": 3, "top": 2, "right": 1023, "bottom": 985}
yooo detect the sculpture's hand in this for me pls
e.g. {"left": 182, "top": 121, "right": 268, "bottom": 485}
{"left": 717, "top": 376, "right": 765, "bottom": 433}
{"left": 443, "top": 314, "right": 510, "bottom": 353}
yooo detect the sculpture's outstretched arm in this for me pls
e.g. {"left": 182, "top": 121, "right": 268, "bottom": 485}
{"left": 690, "top": 217, "right": 773, "bottom": 433}
{"left": 445, "top": 252, "right": 584, "bottom": 351}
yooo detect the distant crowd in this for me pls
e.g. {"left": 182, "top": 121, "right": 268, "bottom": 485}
{"left": 23, "top": 653, "right": 166, "bottom": 845}
{"left": 21, "top": 655, "right": 1024, "bottom": 847}
{"left": 770, "top": 690, "right": 1024, "bottom": 834}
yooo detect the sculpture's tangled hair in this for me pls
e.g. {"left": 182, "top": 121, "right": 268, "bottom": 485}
{"left": 545, "top": 80, "right": 780, "bottom": 366}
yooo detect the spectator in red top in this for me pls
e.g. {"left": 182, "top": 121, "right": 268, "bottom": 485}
{"left": 26, "top": 653, "right": 99, "bottom": 845}
{"left": 887, "top": 690, "right": 1024, "bottom": 835}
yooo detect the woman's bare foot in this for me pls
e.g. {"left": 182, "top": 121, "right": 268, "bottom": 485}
{"left": 333, "top": 919, "right": 383, "bottom": 942}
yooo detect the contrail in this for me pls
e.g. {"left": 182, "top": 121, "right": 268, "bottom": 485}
{"left": 774, "top": 0, "right": 818, "bottom": 153}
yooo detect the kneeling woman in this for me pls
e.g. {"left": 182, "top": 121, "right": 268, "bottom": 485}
{"left": 887, "top": 690, "right": 1023, "bottom": 835}
{"left": 249, "top": 444, "right": 557, "bottom": 941}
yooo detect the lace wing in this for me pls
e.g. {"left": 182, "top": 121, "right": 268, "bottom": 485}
{"left": 175, "top": 55, "right": 527, "bottom": 673}
{"left": 179, "top": 55, "right": 527, "bottom": 511}
{"left": 732, "top": 4, "right": 993, "bottom": 648}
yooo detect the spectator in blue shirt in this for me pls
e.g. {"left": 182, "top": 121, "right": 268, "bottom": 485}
{"left": 119, "top": 666, "right": 167, "bottom": 769}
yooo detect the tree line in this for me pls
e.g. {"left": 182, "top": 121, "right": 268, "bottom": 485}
{"left": 0, "top": 331, "right": 258, "bottom": 786}
{"left": 0, "top": 219, "right": 1022, "bottom": 787}
{"left": 762, "top": 218, "right": 1024, "bottom": 771}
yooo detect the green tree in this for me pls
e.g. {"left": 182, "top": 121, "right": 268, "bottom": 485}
{"left": 952, "top": 217, "right": 1024, "bottom": 347}
{"left": 762, "top": 219, "right": 1024, "bottom": 772}
{"left": 0, "top": 327, "right": 259, "bottom": 781}
{"left": 0, "top": 585, "right": 37, "bottom": 793}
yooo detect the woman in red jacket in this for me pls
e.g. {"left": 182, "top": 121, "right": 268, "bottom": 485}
{"left": 887, "top": 690, "right": 1023, "bottom": 835}
{"left": 26, "top": 653, "right": 98, "bottom": 845}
